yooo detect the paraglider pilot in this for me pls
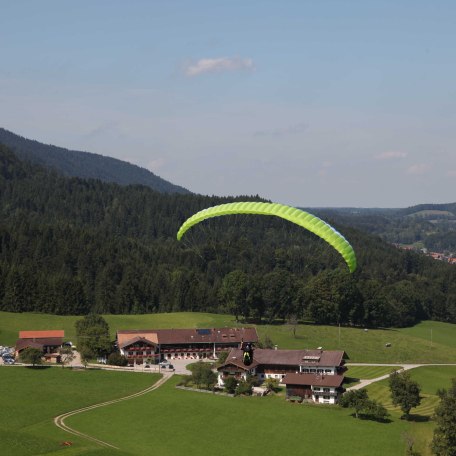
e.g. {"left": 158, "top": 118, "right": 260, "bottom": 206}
{"left": 242, "top": 342, "right": 254, "bottom": 366}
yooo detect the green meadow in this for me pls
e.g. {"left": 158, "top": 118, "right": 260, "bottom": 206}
{"left": 67, "top": 375, "right": 409, "bottom": 456}
{"left": 0, "top": 367, "right": 158, "bottom": 456}
{"left": 1, "top": 358, "right": 455, "bottom": 455}
{"left": 366, "top": 366, "right": 456, "bottom": 456}
{"left": 1, "top": 311, "right": 455, "bottom": 363}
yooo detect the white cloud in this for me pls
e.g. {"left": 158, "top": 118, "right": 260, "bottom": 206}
{"left": 147, "top": 158, "right": 166, "bottom": 172}
{"left": 406, "top": 163, "right": 431, "bottom": 175}
{"left": 184, "top": 57, "right": 254, "bottom": 77}
{"left": 374, "top": 150, "right": 408, "bottom": 160}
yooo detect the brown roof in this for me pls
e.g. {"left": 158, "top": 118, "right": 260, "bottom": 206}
{"left": 282, "top": 373, "right": 344, "bottom": 387}
{"left": 15, "top": 340, "right": 44, "bottom": 352}
{"left": 117, "top": 332, "right": 158, "bottom": 348}
{"left": 19, "top": 330, "right": 65, "bottom": 339}
{"left": 119, "top": 336, "right": 157, "bottom": 349}
{"left": 218, "top": 348, "right": 346, "bottom": 370}
{"left": 117, "top": 328, "right": 258, "bottom": 345}
{"left": 16, "top": 338, "right": 63, "bottom": 351}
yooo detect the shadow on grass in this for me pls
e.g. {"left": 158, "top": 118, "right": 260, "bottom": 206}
{"left": 343, "top": 377, "right": 361, "bottom": 387}
{"left": 402, "top": 414, "right": 430, "bottom": 423}
{"left": 25, "top": 365, "right": 51, "bottom": 370}
{"left": 352, "top": 414, "right": 393, "bottom": 424}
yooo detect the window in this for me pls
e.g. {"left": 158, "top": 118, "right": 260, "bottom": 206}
{"left": 323, "top": 388, "right": 330, "bottom": 392}
{"left": 314, "top": 387, "right": 320, "bottom": 391}
{"left": 324, "top": 395, "right": 330, "bottom": 400}
{"left": 325, "top": 369, "right": 331, "bottom": 374}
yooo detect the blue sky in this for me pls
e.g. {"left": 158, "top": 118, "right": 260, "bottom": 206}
{"left": 1, "top": 0, "right": 455, "bottom": 207}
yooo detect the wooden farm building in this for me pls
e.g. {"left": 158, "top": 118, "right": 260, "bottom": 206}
{"left": 15, "top": 330, "right": 65, "bottom": 362}
{"left": 117, "top": 327, "right": 258, "bottom": 366}
{"left": 217, "top": 347, "right": 347, "bottom": 404}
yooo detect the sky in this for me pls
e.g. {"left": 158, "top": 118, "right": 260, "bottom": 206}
{"left": 1, "top": 0, "right": 455, "bottom": 207}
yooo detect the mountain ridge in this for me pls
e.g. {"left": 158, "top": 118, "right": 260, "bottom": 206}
{"left": 0, "top": 127, "right": 190, "bottom": 194}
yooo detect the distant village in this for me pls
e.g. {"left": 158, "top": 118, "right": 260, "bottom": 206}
{"left": 395, "top": 244, "right": 456, "bottom": 265}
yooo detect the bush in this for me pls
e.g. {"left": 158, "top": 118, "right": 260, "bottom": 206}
{"left": 224, "top": 376, "right": 238, "bottom": 394}
{"left": 107, "top": 352, "right": 128, "bottom": 366}
{"left": 235, "top": 380, "right": 252, "bottom": 396}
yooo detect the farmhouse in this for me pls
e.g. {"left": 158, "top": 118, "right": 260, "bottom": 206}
{"left": 117, "top": 327, "right": 258, "bottom": 366}
{"left": 15, "top": 330, "right": 65, "bottom": 362}
{"left": 217, "top": 347, "right": 347, "bottom": 404}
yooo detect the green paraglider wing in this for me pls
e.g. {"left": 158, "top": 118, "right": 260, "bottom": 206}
{"left": 176, "top": 202, "right": 357, "bottom": 273}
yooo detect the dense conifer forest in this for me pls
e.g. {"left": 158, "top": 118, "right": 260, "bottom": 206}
{"left": 0, "top": 144, "right": 455, "bottom": 327}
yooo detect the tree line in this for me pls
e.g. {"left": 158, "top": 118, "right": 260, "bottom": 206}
{"left": 0, "top": 144, "right": 455, "bottom": 327}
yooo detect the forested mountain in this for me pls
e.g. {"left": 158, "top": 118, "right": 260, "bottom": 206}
{"left": 0, "top": 127, "right": 189, "bottom": 194}
{"left": 0, "top": 144, "right": 455, "bottom": 327}
{"left": 311, "top": 203, "right": 456, "bottom": 252}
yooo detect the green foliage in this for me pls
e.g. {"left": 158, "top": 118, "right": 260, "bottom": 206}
{"left": 339, "top": 389, "right": 389, "bottom": 421}
{"left": 339, "top": 389, "right": 369, "bottom": 418}
{"left": 264, "top": 377, "right": 280, "bottom": 393}
{"left": 18, "top": 347, "right": 43, "bottom": 366}
{"left": 190, "top": 362, "right": 217, "bottom": 389}
{"left": 431, "top": 378, "right": 456, "bottom": 456}
{"left": 223, "top": 376, "right": 238, "bottom": 394}
{"left": 389, "top": 371, "right": 421, "bottom": 419}
{"left": 107, "top": 352, "right": 128, "bottom": 366}
{"left": 76, "top": 314, "right": 111, "bottom": 359}
{"left": 0, "top": 144, "right": 455, "bottom": 326}
{"left": 257, "top": 334, "right": 275, "bottom": 349}
{"left": 0, "top": 127, "right": 189, "bottom": 194}
{"left": 235, "top": 379, "right": 252, "bottom": 396}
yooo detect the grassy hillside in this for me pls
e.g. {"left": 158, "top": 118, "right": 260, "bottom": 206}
{"left": 0, "top": 367, "right": 158, "bottom": 456}
{"left": 1, "top": 312, "right": 455, "bottom": 364}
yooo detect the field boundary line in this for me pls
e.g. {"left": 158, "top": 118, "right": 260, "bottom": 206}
{"left": 54, "top": 372, "right": 173, "bottom": 449}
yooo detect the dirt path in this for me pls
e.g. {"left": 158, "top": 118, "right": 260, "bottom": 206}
{"left": 54, "top": 372, "right": 173, "bottom": 449}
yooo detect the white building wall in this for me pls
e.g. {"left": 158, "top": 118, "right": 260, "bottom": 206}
{"left": 311, "top": 385, "right": 338, "bottom": 404}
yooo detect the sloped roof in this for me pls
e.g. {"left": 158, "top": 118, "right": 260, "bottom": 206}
{"left": 218, "top": 348, "right": 346, "bottom": 370}
{"left": 119, "top": 336, "right": 157, "bottom": 349}
{"left": 117, "top": 332, "right": 158, "bottom": 348}
{"left": 117, "top": 327, "right": 258, "bottom": 345}
{"left": 19, "top": 330, "right": 64, "bottom": 339}
{"left": 16, "top": 338, "right": 63, "bottom": 351}
{"left": 282, "top": 373, "right": 344, "bottom": 388}
{"left": 15, "top": 340, "right": 44, "bottom": 352}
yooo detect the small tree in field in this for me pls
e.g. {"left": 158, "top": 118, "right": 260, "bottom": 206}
{"left": 339, "top": 389, "right": 369, "bottom": 418}
{"left": 19, "top": 348, "right": 43, "bottom": 366}
{"left": 389, "top": 371, "right": 421, "bottom": 420}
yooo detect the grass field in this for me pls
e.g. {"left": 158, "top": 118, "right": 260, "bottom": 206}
{"left": 398, "top": 320, "right": 456, "bottom": 349}
{"left": 366, "top": 365, "right": 456, "bottom": 456}
{"left": 1, "top": 312, "right": 455, "bottom": 364}
{"left": 2, "top": 362, "right": 455, "bottom": 455}
{"left": 346, "top": 365, "right": 400, "bottom": 380}
{"left": 67, "top": 375, "right": 410, "bottom": 456}
{"left": 0, "top": 366, "right": 159, "bottom": 456}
